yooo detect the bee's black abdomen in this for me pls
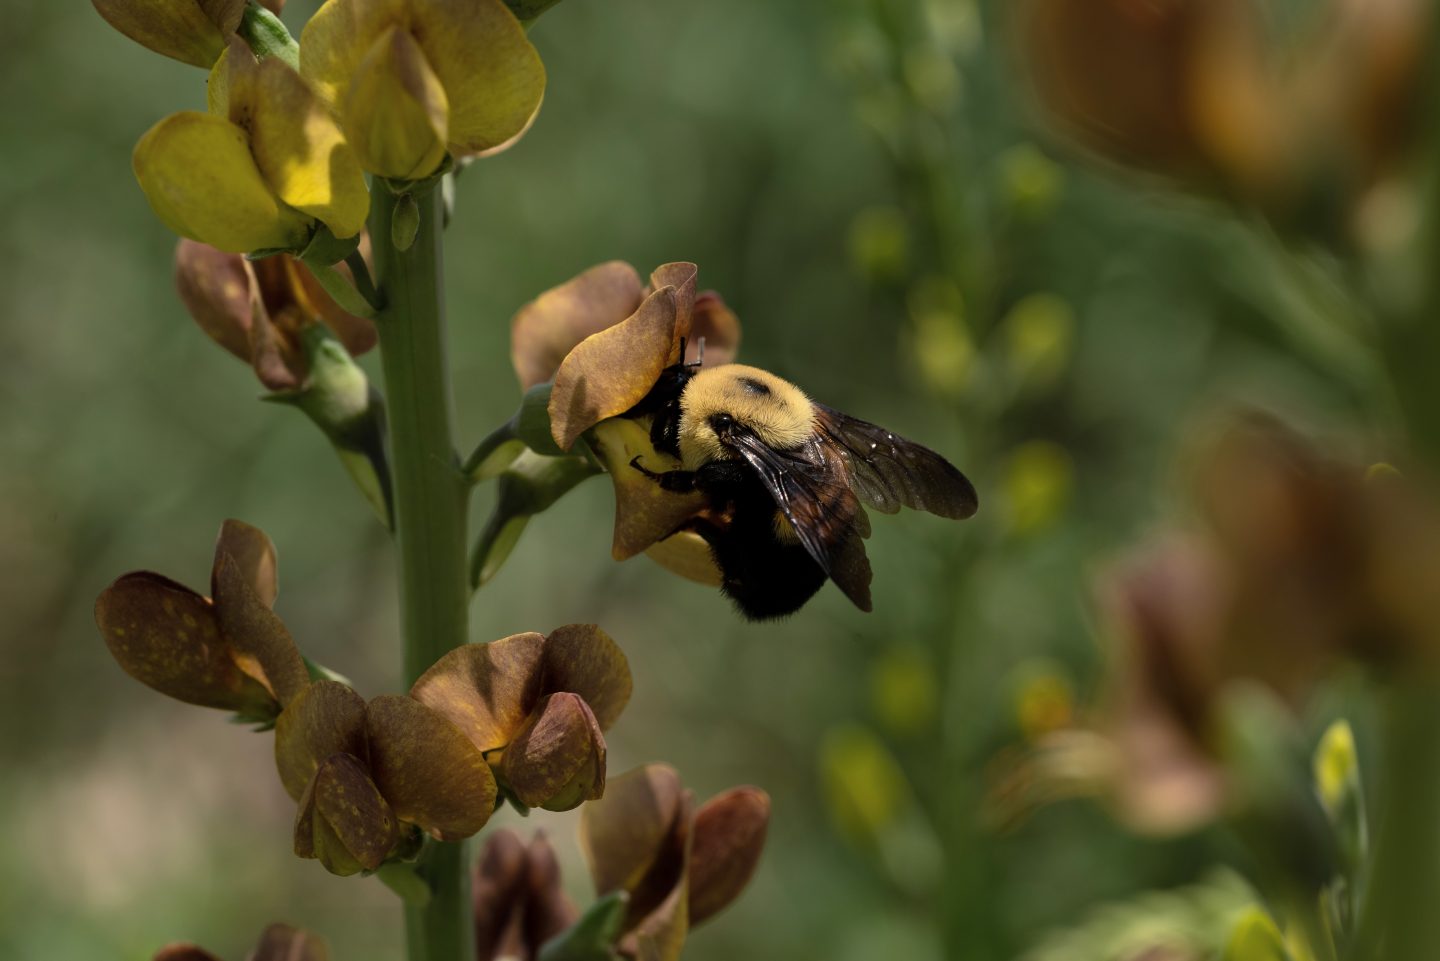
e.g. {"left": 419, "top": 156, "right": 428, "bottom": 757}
{"left": 705, "top": 535, "right": 827, "bottom": 621}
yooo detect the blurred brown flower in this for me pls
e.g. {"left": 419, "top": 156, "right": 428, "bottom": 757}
{"left": 472, "top": 830, "right": 577, "bottom": 961}
{"left": 154, "top": 922, "right": 325, "bottom": 961}
{"left": 175, "top": 238, "right": 377, "bottom": 392}
{"left": 94, "top": 519, "right": 309, "bottom": 725}
{"left": 578, "top": 764, "right": 770, "bottom": 961}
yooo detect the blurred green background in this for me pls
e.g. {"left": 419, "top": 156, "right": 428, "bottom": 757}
{"left": 0, "top": 1, "right": 1382, "bottom": 959}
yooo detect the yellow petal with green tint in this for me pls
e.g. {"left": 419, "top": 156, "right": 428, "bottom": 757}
{"left": 415, "top": 0, "right": 545, "bottom": 156}
{"left": 299, "top": 0, "right": 407, "bottom": 109}
{"left": 238, "top": 54, "right": 369, "bottom": 237}
{"left": 134, "top": 112, "right": 312, "bottom": 254}
{"left": 92, "top": 0, "right": 240, "bottom": 68}
{"left": 206, "top": 43, "right": 231, "bottom": 115}
{"left": 342, "top": 26, "right": 449, "bottom": 180}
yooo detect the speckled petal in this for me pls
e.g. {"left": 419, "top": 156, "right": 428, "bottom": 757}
{"left": 274, "top": 679, "right": 369, "bottom": 801}
{"left": 500, "top": 692, "right": 606, "bottom": 811}
{"left": 541, "top": 624, "right": 632, "bottom": 731}
{"left": 409, "top": 633, "right": 547, "bottom": 753}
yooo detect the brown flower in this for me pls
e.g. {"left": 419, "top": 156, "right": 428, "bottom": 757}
{"left": 175, "top": 238, "right": 377, "bottom": 392}
{"left": 94, "top": 519, "right": 309, "bottom": 725}
{"left": 154, "top": 922, "right": 326, "bottom": 961}
{"left": 578, "top": 764, "right": 770, "bottom": 961}
{"left": 472, "top": 830, "right": 578, "bottom": 961}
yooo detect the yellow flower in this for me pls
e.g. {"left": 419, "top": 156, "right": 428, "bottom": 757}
{"left": 92, "top": 0, "right": 256, "bottom": 68}
{"left": 133, "top": 40, "right": 368, "bottom": 254}
{"left": 301, "top": 0, "right": 546, "bottom": 180}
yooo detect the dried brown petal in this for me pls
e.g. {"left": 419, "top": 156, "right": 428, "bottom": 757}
{"left": 524, "top": 832, "right": 578, "bottom": 948}
{"left": 174, "top": 239, "right": 256, "bottom": 362}
{"left": 366, "top": 694, "right": 498, "bottom": 840}
{"left": 251, "top": 923, "right": 329, "bottom": 961}
{"left": 686, "top": 292, "right": 741, "bottom": 367}
{"left": 410, "top": 633, "right": 547, "bottom": 752}
{"left": 688, "top": 787, "right": 770, "bottom": 925}
{"left": 579, "top": 764, "right": 686, "bottom": 912}
{"left": 212, "top": 552, "right": 308, "bottom": 708}
{"left": 154, "top": 945, "right": 223, "bottom": 961}
{"left": 624, "top": 790, "right": 693, "bottom": 953}
{"left": 548, "top": 288, "right": 680, "bottom": 451}
{"left": 295, "top": 752, "right": 398, "bottom": 875}
{"left": 647, "top": 263, "right": 696, "bottom": 337}
{"left": 500, "top": 693, "right": 606, "bottom": 811}
{"left": 274, "top": 680, "right": 369, "bottom": 801}
{"left": 588, "top": 418, "right": 709, "bottom": 561}
{"left": 214, "top": 518, "right": 278, "bottom": 608}
{"left": 473, "top": 829, "right": 529, "bottom": 960}
{"left": 511, "top": 261, "right": 646, "bottom": 390}
{"left": 541, "top": 624, "right": 632, "bottom": 730}
{"left": 95, "top": 572, "right": 274, "bottom": 713}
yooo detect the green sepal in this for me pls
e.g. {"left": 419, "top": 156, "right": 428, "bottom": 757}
{"left": 504, "top": 0, "right": 568, "bottom": 26}
{"left": 391, "top": 193, "right": 420, "bottom": 252}
{"left": 515, "top": 383, "right": 565, "bottom": 456}
{"left": 238, "top": 1, "right": 300, "bottom": 69}
{"left": 374, "top": 861, "right": 433, "bottom": 907}
{"left": 302, "top": 654, "right": 355, "bottom": 688}
{"left": 1223, "top": 907, "right": 1293, "bottom": 961}
{"left": 469, "top": 450, "right": 600, "bottom": 589}
{"left": 298, "top": 228, "right": 377, "bottom": 319}
{"left": 537, "top": 891, "right": 630, "bottom": 961}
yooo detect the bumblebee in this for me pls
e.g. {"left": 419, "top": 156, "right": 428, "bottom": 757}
{"left": 628, "top": 361, "right": 978, "bottom": 619}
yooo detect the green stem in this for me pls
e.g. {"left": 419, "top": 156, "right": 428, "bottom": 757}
{"left": 370, "top": 183, "right": 474, "bottom": 961}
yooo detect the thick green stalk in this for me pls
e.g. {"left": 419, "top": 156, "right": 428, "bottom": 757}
{"left": 370, "top": 183, "right": 474, "bottom": 961}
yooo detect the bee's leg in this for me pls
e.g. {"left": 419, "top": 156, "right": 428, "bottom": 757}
{"left": 629, "top": 456, "right": 698, "bottom": 493}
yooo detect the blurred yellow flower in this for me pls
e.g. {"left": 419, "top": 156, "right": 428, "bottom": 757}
{"left": 134, "top": 41, "right": 369, "bottom": 253}
{"left": 301, "top": 0, "right": 546, "bottom": 179}
{"left": 92, "top": 0, "right": 264, "bottom": 68}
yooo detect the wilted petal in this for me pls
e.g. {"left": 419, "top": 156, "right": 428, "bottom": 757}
{"left": 212, "top": 552, "right": 308, "bottom": 708}
{"left": 589, "top": 418, "right": 709, "bottom": 560}
{"left": 409, "top": 633, "right": 547, "bottom": 752}
{"left": 366, "top": 694, "right": 498, "bottom": 840}
{"left": 295, "top": 752, "right": 399, "bottom": 875}
{"left": 228, "top": 44, "right": 369, "bottom": 237}
{"left": 174, "top": 239, "right": 257, "bottom": 362}
{"left": 548, "top": 288, "right": 680, "bottom": 451}
{"left": 644, "top": 533, "right": 723, "bottom": 588}
{"left": 688, "top": 787, "right": 769, "bottom": 925}
{"left": 274, "top": 680, "right": 369, "bottom": 801}
{"left": 541, "top": 624, "right": 632, "bottom": 731}
{"left": 133, "top": 111, "right": 312, "bottom": 254}
{"left": 92, "top": 0, "right": 242, "bottom": 68}
{"left": 342, "top": 25, "right": 450, "bottom": 180}
{"left": 501, "top": 692, "right": 606, "bottom": 811}
{"left": 647, "top": 263, "right": 696, "bottom": 335}
{"left": 251, "top": 924, "right": 330, "bottom": 961}
{"left": 686, "top": 292, "right": 741, "bottom": 367}
{"left": 95, "top": 572, "right": 275, "bottom": 714}
{"left": 579, "top": 764, "right": 685, "bottom": 907}
{"left": 214, "top": 518, "right": 278, "bottom": 610}
{"left": 511, "top": 261, "right": 646, "bottom": 390}
{"left": 418, "top": 0, "right": 545, "bottom": 156}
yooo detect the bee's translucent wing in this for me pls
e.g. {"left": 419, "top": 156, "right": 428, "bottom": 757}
{"left": 815, "top": 404, "right": 978, "bottom": 519}
{"left": 727, "top": 434, "right": 874, "bottom": 612}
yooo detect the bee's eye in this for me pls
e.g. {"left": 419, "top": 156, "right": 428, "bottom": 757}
{"left": 709, "top": 412, "right": 735, "bottom": 435}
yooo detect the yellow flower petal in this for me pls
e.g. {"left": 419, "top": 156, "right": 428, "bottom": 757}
{"left": 134, "top": 111, "right": 312, "bottom": 254}
{"left": 232, "top": 49, "right": 369, "bottom": 237}
{"left": 92, "top": 0, "right": 242, "bottom": 68}
{"left": 342, "top": 25, "right": 449, "bottom": 180}
{"left": 300, "top": 0, "right": 407, "bottom": 109}
{"left": 414, "top": 0, "right": 546, "bottom": 156}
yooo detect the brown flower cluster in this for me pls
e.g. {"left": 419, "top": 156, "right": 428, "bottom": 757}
{"left": 95, "top": 521, "right": 632, "bottom": 875}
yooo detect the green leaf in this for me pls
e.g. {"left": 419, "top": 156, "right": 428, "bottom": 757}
{"left": 1223, "top": 908, "right": 1292, "bottom": 961}
{"left": 538, "top": 891, "right": 630, "bottom": 961}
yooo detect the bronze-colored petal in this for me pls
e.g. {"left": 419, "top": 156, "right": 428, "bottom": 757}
{"left": 541, "top": 624, "right": 632, "bottom": 731}
{"left": 212, "top": 552, "right": 308, "bottom": 707}
{"left": 154, "top": 945, "right": 223, "bottom": 961}
{"left": 303, "top": 752, "right": 399, "bottom": 874}
{"left": 500, "top": 692, "right": 606, "bottom": 812}
{"left": 366, "top": 695, "right": 498, "bottom": 840}
{"left": 624, "top": 789, "right": 693, "bottom": 952}
{"left": 274, "top": 680, "right": 369, "bottom": 802}
{"left": 631, "top": 874, "right": 689, "bottom": 961}
{"left": 409, "top": 633, "right": 547, "bottom": 753}
{"left": 174, "top": 239, "right": 257, "bottom": 363}
{"left": 588, "top": 418, "right": 709, "bottom": 561}
{"left": 687, "top": 787, "right": 770, "bottom": 925}
{"left": 95, "top": 572, "right": 275, "bottom": 714}
{"left": 214, "top": 518, "right": 278, "bottom": 608}
{"left": 646, "top": 263, "right": 696, "bottom": 341}
{"left": 579, "top": 764, "right": 685, "bottom": 909}
{"left": 251, "top": 924, "right": 329, "bottom": 961}
{"left": 686, "top": 292, "right": 741, "bottom": 367}
{"left": 249, "top": 297, "right": 306, "bottom": 392}
{"left": 473, "top": 829, "right": 529, "bottom": 961}
{"left": 511, "top": 261, "right": 646, "bottom": 390}
{"left": 548, "top": 288, "right": 679, "bottom": 451}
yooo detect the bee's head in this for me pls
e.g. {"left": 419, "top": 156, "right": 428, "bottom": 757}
{"left": 677, "top": 364, "right": 815, "bottom": 469}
